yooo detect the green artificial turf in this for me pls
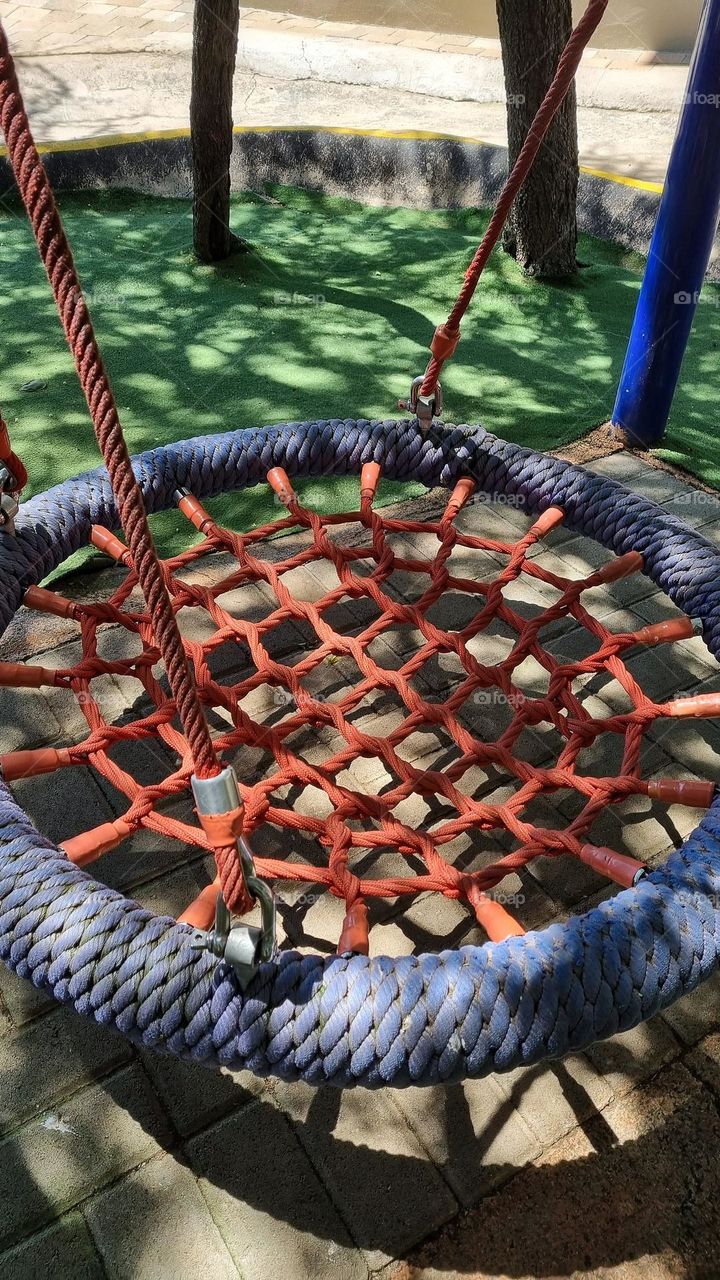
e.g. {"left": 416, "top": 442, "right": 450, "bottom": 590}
{"left": 0, "top": 184, "right": 717, "bottom": 572}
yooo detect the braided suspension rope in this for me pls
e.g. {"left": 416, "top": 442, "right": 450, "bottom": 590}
{"left": 0, "top": 420, "right": 720, "bottom": 1083}
{"left": 0, "top": 22, "right": 255, "bottom": 906}
{"left": 0, "top": 23, "right": 218, "bottom": 783}
{"left": 419, "top": 0, "right": 609, "bottom": 399}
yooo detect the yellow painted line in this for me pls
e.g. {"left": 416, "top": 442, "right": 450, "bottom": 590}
{"left": 0, "top": 124, "right": 665, "bottom": 194}
{"left": 579, "top": 164, "right": 664, "bottom": 194}
{"left": 0, "top": 126, "right": 191, "bottom": 158}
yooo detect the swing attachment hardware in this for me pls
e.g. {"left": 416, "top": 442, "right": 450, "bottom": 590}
{"left": 0, "top": 464, "right": 19, "bottom": 534}
{"left": 190, "top": 767, "right": 276, "bottom": 988}
{"left": 398, "top": 375, "right": 443, "bottom": 424}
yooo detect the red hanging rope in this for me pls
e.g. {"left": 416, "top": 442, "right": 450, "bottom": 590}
{"left": 420, "top": 0, "right": 610, "bottom": 400}
{"left": 0, "top": 24, "right": 219, "bottom": 784}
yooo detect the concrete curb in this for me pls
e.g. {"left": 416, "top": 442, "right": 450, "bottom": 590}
{"left": 7, "top": 25, "right": 690, "bottom": 115}
{"left": 2, "top": 125, "right": 680, "bottom": 271}
{"left": 233, "top": 29, "right": 689, "bottom": 114}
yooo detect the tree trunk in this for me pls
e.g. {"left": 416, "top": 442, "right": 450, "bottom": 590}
{"left": 191, "top": 0, "right": 242, "bottom": 262}
{"left": 495, "top": 0, "right": 579, "bottom": 279}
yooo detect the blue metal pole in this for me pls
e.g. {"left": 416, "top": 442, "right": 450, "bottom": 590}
{"left": 611, "top": 0, "right": 720, "bottom": 447}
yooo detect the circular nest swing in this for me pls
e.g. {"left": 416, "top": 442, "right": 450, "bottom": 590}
{"left": 1, "top": 2, "right": 720, "bottom": 1088}
{"left": 3, "top": 418, "right": 720, "bottom": 1086}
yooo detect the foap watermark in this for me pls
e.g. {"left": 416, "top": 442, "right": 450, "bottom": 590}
{"left": 674, "top": 890, "right": 720, "bottom": 911}
{"left": 671, "top": 489, "right": 720, "bottom": 511}
{"left": 473, "top": 689, "right": 528, "bottom": 709}
{"left": 271, "top": 686, "right": 335, "bottom": 710}
{"left": 465, "top": 491, "right": 529, "bottom": 511}
{"left": 276, "top": 890, "right": 328, "bottom": 908}
{"left": 273, "top": 290, "right": 326, "bottom": 308}
{"left": 486, "top": 889, "right": 526, "bottom": 908}
{"left": 682, "top": 90, "right": 720, "bottom": 110}
{"left": 69, "top": 282, "right": 132, "bottom": 310}
{"left": 71, "top": 687, "right": 123, "bottom": 714}
{"left": 674, "top": 289, "right": 720, "bottom": 307}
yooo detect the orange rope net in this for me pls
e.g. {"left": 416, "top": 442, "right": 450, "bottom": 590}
{"left": 2, "top": 466, "right": 715, "bottom": 953}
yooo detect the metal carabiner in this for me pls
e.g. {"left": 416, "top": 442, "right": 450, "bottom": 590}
{"left": 189, "top": 767, "right": 277, "bottom": 987}
{"left": 398, "top": 374, "right": 443, "bottom": 425}
{"left": 0, "top": 463, "right": 19, "bottom": 535}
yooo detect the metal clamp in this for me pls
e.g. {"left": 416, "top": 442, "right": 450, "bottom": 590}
{"left": 190, "top": 767, "right": 276, "bottom": 988}
{"left": 398, "top": 374, "right": 443, "bottom": 425}
{"left": 0, "top": 463, "right": 19, "bottom": 535}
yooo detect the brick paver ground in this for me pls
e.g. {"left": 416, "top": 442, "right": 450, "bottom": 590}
{"left": 0, "top": 1, "right": 690, "bottom": 65}
{"left": 1, "top": 455, "right": 720, "bottom": 1278}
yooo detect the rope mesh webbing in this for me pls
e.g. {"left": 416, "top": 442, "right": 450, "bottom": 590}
{"left": 4, "top": 471, "right": 712, "bottom": 951}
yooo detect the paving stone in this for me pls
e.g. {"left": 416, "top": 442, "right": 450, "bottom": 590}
{"left": 608, "top": 635, "right": 717, "bottom": 706}
{"left": 85, "top": 1153, "right": 240, "bottom": 1280}
{"left": 91, "top": 803, "right": 204, "bottom": 896}
{"left": 365, "top": 915, "right": 418, "bottom": 959}
{"left": 495, "top": 571, "right": 577, "bottom": 637}
{"left": 0, "top": 602, "right": 83, "bottom": 665}
{"left": 662, "top": 972, "right": 720, "bottom": 1047}
{"left": 393, "top": 535, "right": 506, "bottom": 599}
{"left": 634, "top": 588, "right": 716, "bottom": 653}
{"left": 186, "top": 1099, "right": 365, "bottom": 1280}
{"left": 583, "top": 1015, "right": 681, "bottom": 1097}
{"left": 269, "top": 647, "right": 359, "bottom": 711}
{"left": 404, "top": 1063, "right": 719, "bottom": 1280}
{"left": 578, "top": 793, "right": 690, "bottom": 868}
{"left": 686, "top": 1029, "right": 720, "bottom": 1098}
{"left": 398, "top": 861, "right": 553, "bottom": 939}
{"left": 10, "top": 765, "right": 116, "bottom": 850}
{"left": 553, "top": 710, "right": 669, "bottom": 792}
{"left": 515, "top": 788, "right": 609, "bottom": 901}
{"left": 94, "top": 622, "right": 147, "bottom": 716}
{"left": 587, "top": 454, "right": 691, "bottom": 503}
{"left": 127, "top": 854, "right": 217, "bottom": 918}
{"left": 0, "top": 1064, "right": 171, "bottom": 1250}
{"left": 379, "top": 891, "right": 486, "bottom": 954}
{"left": 273, "top": 882, "right": 401, "bottom": 957}
{"left": 37, "top": 637, "right": 134, "bottom": 745}
{"left": 548, "top": 598, "right": 719, "bottom": 696}
{"left": 0, "top": 686, "right": 62, "bottom": 754}
{"left": 454, "top": 684, "right": 557, "bottom": 768}
{"left": 0, "top": 963, "right": 56, "bottom": 1026}
{"left": 492, "top": 1054, "right": 613, "bottom": 1149}
{"left": 275, "top": 1082, "right": 457, "bottom": 1267}
{"left": 0, "top": 1212, "right": 105, "bottom": 1280}
{"left": 0, "top": 1004, "right": 132, "bottom": 1135}
{"left": 647, "top": 671, "right": 720, "bottom": 778}
{"left": 596, "top": 1060, "right": 703, "bottom": 1142}
{"left": 453, "top": 495, "right": 535, "bottom": 541}
{"left": 552, "top": 755, "right": 707, "bottom": 874}
{"left": 264, "top": 540, "right": 346, "bottom": 605}
{"left": 180, "top": 578, "right": 273, "bottom": 648}
{"left": 533, "top": 537, "right": 658, "bottom": 614}
{"left": 91, "top": 733, "right": 179, "bottom": 804}
{"left": 141, "top": 1049, "right": 266, "bottom": 1138}
{"left": 393, "top": 1079, "right": 540, "bottom": 1207}
{"left": 660, "top": 487, "right": 720, "bottom": 528}
{"left": 698, "top": 517, "right": 720, "bottom": 550}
